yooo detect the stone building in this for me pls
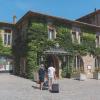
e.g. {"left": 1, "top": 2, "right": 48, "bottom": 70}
{"left": 76, "top": 9, "right": 100, "bottom": 26}
{"left": 0, "top": 22, "right": 13, "bottom": 72}
{"left": 12, "top": 10, "right": 100, "bottom": 79}
{"left": 0, "top": 10, "right": 100, "bottom": 79}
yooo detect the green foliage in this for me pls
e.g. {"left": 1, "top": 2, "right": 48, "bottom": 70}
{"left": 1, "top": 47, "right": 12, "bottom": 56}
{"left": 62, "top": 56, "right": 74, "bottom": 78}
{"left": 94, "top": 47, "right": 100, "bottom": 56}
{"left": 56, "top": 26, "right": 72, "bottom": 49}
{"left": 0, "top": 35, "right": 11, "bottom": 56}
{"left": 26, "top": 50, "right": 37, "bottom": 79}
{"left": 72, "top": 43, "right": 88, "bottom": 56}
{"left": 61, "top": 66, "right": 68, "bottom": 78}
{"left": 25, "top": 22, "right": 48, "bottom": 79}
{"left": 13, "top": 20, "right": 98, "bottom": 79}
{"left": 81, "top": 33, "right": 96, "bottom": 55}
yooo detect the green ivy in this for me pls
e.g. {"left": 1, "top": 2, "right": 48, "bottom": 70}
{"left": 13, "top": 20, "right": 98, "bottom": 79}
{"left": 81, "top": 32, "right": 96, "bottom": 55}
{"left": 0, "top": 35, "right": 11, "bottom": 56}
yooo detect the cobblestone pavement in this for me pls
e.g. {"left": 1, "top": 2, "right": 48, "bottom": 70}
{"left": 0, "top": 73, "right": 100, "bottom": 100}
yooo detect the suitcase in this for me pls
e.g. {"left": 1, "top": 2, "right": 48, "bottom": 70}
{"left": 51, "top": 83, "right": 59, "bottom": 93}
{"left": 43, "top": 80, "right": 48, "bottom": 87}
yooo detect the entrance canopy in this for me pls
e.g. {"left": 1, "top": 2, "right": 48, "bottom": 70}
{"left": 44, "top": 48, "right": 70, "bottom": 55}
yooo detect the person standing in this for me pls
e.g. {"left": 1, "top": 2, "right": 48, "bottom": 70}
{"left": 38, "top": 64, "right": 45, "bottom": 90}
{"left": 48, "top": 64, "right": 56, "bottom": 91}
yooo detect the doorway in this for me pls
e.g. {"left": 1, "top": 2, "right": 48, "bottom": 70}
{"left": 46, "top": 55, "right": 60, "bottom": 78}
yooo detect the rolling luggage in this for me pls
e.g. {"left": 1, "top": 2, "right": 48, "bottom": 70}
{"left": 43, "top": 80, "right": 48, "bottom": 87}
{"left": 51, "top": 83, "right": 59, "bottom": 93}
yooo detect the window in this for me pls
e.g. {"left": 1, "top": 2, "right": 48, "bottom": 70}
{"left": 48, "top": 29, "right": 56, "bottom": 40}
{"left": 95, "top": 57, "right": 100, "bottom": 70}
{"left": 72, "top": 31, "right": 81, "bottom": 44}
{"left": 73, "top": 56, "right": 84, "bottom": 72}
{"left": 8, "top": 34, "right": 11, "bottom": 45}
{"left": 72, "top": 31, "right": 77, "bottom": 42}
{"left": 4, "top": 34, "right": 7, "bottom": 45}
{"left": 3, "top": 34, "right": 12, "bottom": 46}
{"left": 96, "top": 35, "right": 100, "bottom": 47}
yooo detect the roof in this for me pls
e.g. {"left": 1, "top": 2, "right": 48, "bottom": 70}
{"left": 16, "top": 10, "right": 74, "bottom": 25}
{"left": 16, "top": 10, "right": 100, "bottom": 31}
{"left": 0, "top": 22, "right": 14, "bottom": 28}
{"left": 76, "top": 9, "right": 100, "bottom": 21}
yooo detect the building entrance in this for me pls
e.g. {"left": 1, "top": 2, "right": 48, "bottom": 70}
{"left": 46, "top": 55, "right": 61, "bottom": 78}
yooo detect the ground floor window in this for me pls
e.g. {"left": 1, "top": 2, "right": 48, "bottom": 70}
{"left": 73, "top": 56, "right": 84, "bottom": 72}
{"left": 95, "top": 57, "right": 100, "bottom": 70}
{"left": 0, "top": 56, "right": 13, "bottom": 72}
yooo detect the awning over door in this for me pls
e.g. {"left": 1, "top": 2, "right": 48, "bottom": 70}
{"left": 44, "top": 48, "right": 70, "bottom": 55}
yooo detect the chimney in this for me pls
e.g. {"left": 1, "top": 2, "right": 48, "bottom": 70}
{"left": 13, "top": 16, "right": 17, "bottom": 24}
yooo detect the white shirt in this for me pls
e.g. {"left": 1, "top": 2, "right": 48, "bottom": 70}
{"left": 48, "top": 66, "right": 55, "bottom": 78}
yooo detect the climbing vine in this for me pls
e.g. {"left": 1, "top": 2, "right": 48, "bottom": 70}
{"left": 13, "top": 20, "right": 99, "bottom": 79}
{"left": 0, "top": 35, "right": 11, "bottom": 56}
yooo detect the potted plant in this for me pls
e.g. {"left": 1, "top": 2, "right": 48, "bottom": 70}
{"left": 93, "top": 68, "right": 100, "bottom": 80}
{"left": 61, "top": 66, "right": 72, "bottom": 78}
{"left": 79, "top": 71, "right": 87, "bottom": 81}
{"left": 72, "top": 70, "right": 87, "bottom": 81}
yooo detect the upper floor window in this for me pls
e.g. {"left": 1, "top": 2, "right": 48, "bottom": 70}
{"left": 72, "top": 27, "right": 81, "bottom": 44}
{"left": 4, "top": 33, "right": 12, "bottom": 46}
{"left": 96, "top": 35, "right": 100, "bottom": 47}
{"left": 3, "top": 29, "right": 12, "bottom": 46}
{"left": 4, "top": 34, "right": 7, "bottom": 45}
{"left": 8, "top": 34, "right": 11, "bottom": 45}
{"left": 72, "top": 31, "right": 81, "bottom": 44}
{"left": 48, "top": 28, "right": 56, "bottom": 40}
{"left": 72, "top": 31, "right": 77, "bottom": 43}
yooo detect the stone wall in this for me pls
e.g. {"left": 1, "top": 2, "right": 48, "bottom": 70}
{"left": 82, "top": 55, "right": 95, "bottom": 78}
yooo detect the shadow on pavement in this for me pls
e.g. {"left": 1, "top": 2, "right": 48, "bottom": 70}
{"left": 32, "top": 85, "right": 40, "bottom": 89}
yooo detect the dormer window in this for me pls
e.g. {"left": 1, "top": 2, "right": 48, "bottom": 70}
{"left": 48, "top": 28, "right": 56, "bottom": 40}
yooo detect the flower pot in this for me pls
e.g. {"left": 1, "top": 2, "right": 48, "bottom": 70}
{"left": 93, "top": 72, "right": 100, "bottom": 80}
{"left": 79, "top": 73, "right": 87, "bottom": 81}
{"left": 72, "top": 72, "right": 87, "bottom": 81}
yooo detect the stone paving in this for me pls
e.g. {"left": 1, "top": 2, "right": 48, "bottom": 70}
{"left": 0, "top": 73, "right": 100, "bottom": 100}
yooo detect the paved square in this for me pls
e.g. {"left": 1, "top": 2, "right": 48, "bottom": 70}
{"left": 0, "top": 73, "right": 100, "bottom": 100}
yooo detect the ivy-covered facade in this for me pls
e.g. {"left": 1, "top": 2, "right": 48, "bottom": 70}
{"left": 12, "top": 11, "right": 100, "bottom": 79}
{"left": 0, "top": 22, "right": 13, "bottom": 72}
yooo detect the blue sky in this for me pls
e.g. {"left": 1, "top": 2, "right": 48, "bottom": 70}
{"left": 0, "top": 0, "right": 100, "bottom": 23}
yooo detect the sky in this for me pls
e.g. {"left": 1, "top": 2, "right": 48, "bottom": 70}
{"left": 0, "top": 0, "right": 100, "bottom": 23}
